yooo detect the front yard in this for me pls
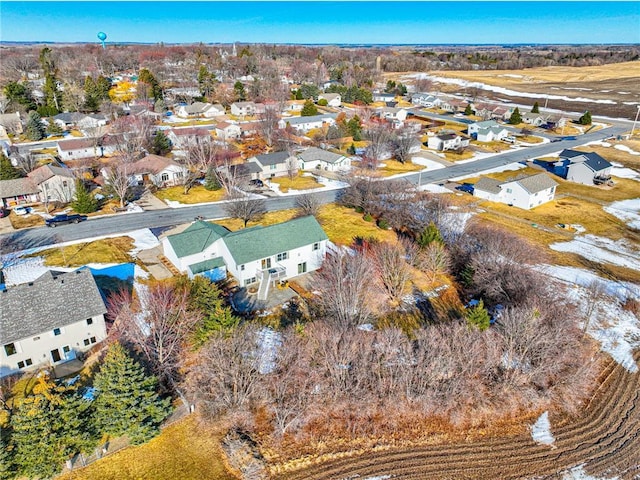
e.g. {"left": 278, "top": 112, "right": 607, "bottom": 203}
{"left": 154, "top": 185, "right": 227, "bottom": 204}
{"left": 269, "top": 174, "right": 323, "bottom": 193}
{"left": 29, "top": 237, "right": 135, "bottom": 267}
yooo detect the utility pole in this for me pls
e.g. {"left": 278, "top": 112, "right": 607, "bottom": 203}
{"left": 632, "top": 105, "right": 640, "bottom": 138}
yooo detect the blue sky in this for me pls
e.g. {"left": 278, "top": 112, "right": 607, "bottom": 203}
{"left": 1, "top": 2, "right": 639, "bottom": 44}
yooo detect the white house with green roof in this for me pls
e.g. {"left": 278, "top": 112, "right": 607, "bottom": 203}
{"left": 162, "top": 216, "right": 328, "bottom": 295}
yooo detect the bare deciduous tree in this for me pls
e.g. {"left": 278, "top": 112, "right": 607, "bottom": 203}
{"left": 257, "top": 104, "right": 281, "bottom": 148}
{"left": 418, "top": 241, "right": 451, "bottom": 283}
{"left": 363, "top": 123, "right": 392, "bottom": 168}
{"left": 294, "top": 192, "right": 321, "bottom": 218}
{"left": 392, "top": 127, "right": 421, "bottom": 164}
{"left": 223, "top": 194, "right": 267, "bottom": 228}
{"left": 371, "top": 242, "right": 412, "bottom": 301}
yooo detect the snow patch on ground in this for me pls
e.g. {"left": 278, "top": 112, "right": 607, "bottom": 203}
{"left": 561, "top": 464, "right": 620, "bottom": 480}
{"left": 550, "top": 235, "right": 640, "bottom": 271}
{"left": 256, "top": 327, "right": 282, "bottom": 374}
{"left": 530, "top": 411, "right": 555, "bottom": 445}
{"left": 540, "top": 265, "right": 640, "bottom": 373}
{"left": 603, "top": 199, "right": 640, "bottom": 229}
{"left": 610, "top": 162, "right": 640, "bottom": 181}
{"left": 418, "top": 183, "right": 450, "bottom": 194}
{"left": 614, "top": 144, "right": 640, "bottom": 156}
{"left": 127, "top": 228, "right": 161, "bottom": 254}
{"left": 411, "top": 74, "right": 618, "bottom": 104}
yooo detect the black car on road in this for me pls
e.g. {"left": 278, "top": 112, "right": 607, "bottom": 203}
{"left": 45, "top": 214, "right": 88, "bottom": 227}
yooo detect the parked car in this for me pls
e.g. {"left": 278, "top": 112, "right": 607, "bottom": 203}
{"left": 249, "top": 179, "right": 264, "bottom": 188}
{"left": 13, "top": 206, "right": 32, "bottom": 216}
{"left": 455, "top": 183, "right": 474, "bottom": 194}
{"left": 45, "top": 214, "right": 88, "bottom": 227}
{"left": 0, "top": 207, "right": 8, "bottom": 218}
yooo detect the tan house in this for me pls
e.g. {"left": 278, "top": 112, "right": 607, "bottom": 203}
{"left": 28, "top": 164, "right": 76, "bottom": 204}
{"left": 129, "top": 154, "right": 188, "bottom": 187}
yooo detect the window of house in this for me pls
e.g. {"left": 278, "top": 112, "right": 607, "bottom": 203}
{"left": 4, "top": 343, "right": 17, "bottom": 356}
{"left": 18, "top": 361, "right": 25, "bottom": 369}
{"left": 25, "top": 358, "right": 32, "bottom": 366}
{"left": 53, "top": 328, "right": 61, "bottom": 336}
{"left": 240, "top": 264, "right": 245, "bottom": 271}
{"left": 63, "top": 181, "right": 68, "bottom": 187}
{"left": 312, "top": 242, "right": 320, "bottom": 251}
{"left": 276, "top": 252, "right": 288, "bottom": 262}
{"left": 270, "top": 164, "right": 276, "bottom": 170}
{"left": 90, "top": 337, "right": 97, "bottom": 344}
{"left": 244, "top": 277, "right": 257, "bottom": 286}
{"left": 86, "top": 318, "right": 93, "bottom": 325}
{"left": 161, "top": 173, "right": 169, "bottom": 181}
{"left": 506, "top": 188, "right": 512, "bottom": 194}
{"left": 33, "top": 336, "right": 40, "bottom": 341}
{"left": 63, "top": 346, "right": 71, "bottom": 353}
{"left": 84, "top": 338, "right": 90, "bottom": 346}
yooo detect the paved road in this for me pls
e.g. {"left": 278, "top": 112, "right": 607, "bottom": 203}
{"left": 0, "top": 122, "right": 629, "bottom": 253}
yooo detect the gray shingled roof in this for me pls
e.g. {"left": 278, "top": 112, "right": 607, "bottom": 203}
{"left": 229, "top": 161, "right": 262, "bottom": 178}
{"left": 474, "top": 176, "right": 503, "bottom": 194}
{"left": 513, "top": 173, "right": 558, "bottom": 194}
{"left": 223, "top": 216, "right": 328, "bottom": 265}
{"left": 297, "top": 147, "right": 345, "bottom": 164}
{"left": 561, "top": 149, "right": 612, "bottom": 173}
{"left": 0, "top": 269, "right": 107, "bottom": 344}
{"left": 285, "top": 114, "right": 336, "bottom": 126}
{"left": 254, "top": 151, "right": 291, "bottom": 166}
{"left": 166, "top": 221, "right": 231, "bottom": 258}
{"left": 0, "top": 178, "right": 39, "bottom": 198}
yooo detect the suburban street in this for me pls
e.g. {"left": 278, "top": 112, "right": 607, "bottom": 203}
{"left": 0, "top": 121, "right": 630, "bottom": 253}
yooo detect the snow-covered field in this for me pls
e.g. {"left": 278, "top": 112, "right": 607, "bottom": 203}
{"left": 410, "top": 156, "right": 446, "bottom": 170}
{"left": 561, "top": 465, "right": 620, "bottom": 480}
{"left": 603, "top": 199, "right": 640, "bottom": 229}
{"left": 530, "top": 411, "right": 555, "bottom": 446}
{"left": 550, "top": 235, "right": 640, "bottom": 271}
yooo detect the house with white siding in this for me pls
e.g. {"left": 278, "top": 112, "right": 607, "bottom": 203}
{"left": 129, "top": 154, "right": 188, "bottom": 187}
{"left": 296, "top": 147, "right": 351, "bottom": 172}
{"left": 0, "top": 164, "right": 76, "bottom": 207}
{"left": 473, "top": 172, "right": 558, "bottom": 210}
{"left": 427, "top": 133, "right": 470, "bottom": 151}
{"left": 57, "top": 138, "right": 100, "bottom": 160}
{"left": 162, "top": 216, "right": 328, "bottom": 299}
{"left": 231, "top": 101, "right": 265, "bottom": 117}
{"left": 176, "top": 102, "right": 225, "bottom": 119}
{"left": 278, "top": 113, "right": 337, "bottom": 133}
{"left": 476, "top": 126, "right": 510, "bottom": 142}
{"left": 0, "top": 269, "right": 108, "bottom": 378}
{"left": 248, "top": 151, "right": 297, "bottom": 179}
{"left": 553, "top": 149, "right": 613, "bottom": 185}
{"left": 318, "top": 93, "right": 341, "bottom": 107}
{"left": 411, "top": 93, "right": 439, "bottom": 108}
{"left": 215, "top": 122, "right": 242, "bottom": 141}
{"left": 167, "top": 127, "right": 212, "bottom": 149}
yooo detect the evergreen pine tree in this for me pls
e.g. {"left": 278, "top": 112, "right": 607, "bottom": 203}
{"left": 204, "top": 165, "right": 221, "bottom": 191}
{"left": 0, "top": 154, "right": 22, "bottom": 180}
{"left": 509, "top": 107, "right": 522, "bottom": 125}
{"left": 531, "top": 101, "right": 540, "bottom": 113}
{"left": 84, "top": 76, "right": 100, "bottom": 111}
{"left": 579, "top": 111, "right": 592, "bottom": 125}
{"left": 96, "top": 75, "right": 112, "bottom": 100}
{"left": 11, "top": 374, "right": 93, "bottom": 479}
{"left": 300, "top": 99, "right": 318, "bottom": 117}
{"left": 25, "top": 111, "right": 46, "bottom": 141}
{"left": 234, "top": 81, "right": 246, "bottom": 101}
{"left": 151, "top": 131, "right": 172, "bottom": 155}
{"left": 464, "top": 104, "right": 473, "bottom": 116}
{"left": 92, "top": 343, "right": 171, "bottom": 444}
{"left": 417, "top": 221, "right": 444, "bottom": 248}
{"left": 0, "top": 430, "right": 13, "bottom": 480}
{"left": 465, "top": 299, "right": 491, "bottom": 331}
{"left": 347, "top": 143, "right": 356, "bottom": 155}
{"left": 71, "top": 179, "right": 98, "bottom": 213}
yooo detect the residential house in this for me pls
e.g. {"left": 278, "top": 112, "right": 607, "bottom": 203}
{"left": 53, "top": 113, "right": 108, "bottom": 130}
{"left": 278, "top": 113, "right": 337, "bottom": 133}
{"left": 167, "top": 128, "right": 212, "bottom": 149}
{"left": 0, "top": 112, "right": 23, "bottom": 135}
{"left": 411, "top": 93, "right": 439, "bottom": 108}
{"left": 372, "top": 92, "right": 395, "bottom": 103}
{"left": 285, "top": 100, "right": 305, "bottom": 112}
{"left": 427, "top": 133, "right": 470, "bottom": 151}
{"left": 377, "top": 107, "right": 408, "bottom": 123}
{"left": 231, "top": 101, "right": 263, "bottom": 117}
{"left": 296, "top": 146, "right": 351, "bottom": 172}
{"left": 249, "top": 151, "right": 297, "bottom": 179}
{"left": 553, "top": 149, "right": 613, "bottom": 185}
{"left": 226, "top": 161, "right": 263, "bottom": 182}
{"left": 28, "top": 164, "right": 76, "bottom": 204}
{"left": 176, "top": 102, "right": 226, "bottom": 119}
{"left": 476, "top": 126, "right": 510, "bottom": 142}
{"left": 491, "top": 106, "right": 515, "bottom": 122}
{"left": 239, "top": 121, "right": 261, "bottom": 138}
{"left": 318, "top": 93, "right": 342, "bottom": 107}
{"left": 162, "top": 216, "right": 328, "bottom": 298}
{"left": 473, "top": 173, "right": 558, "bottom": 210}
{"left": 472, "top": 103, "right": 494, "bottom": 120}
{"left": 468, "top": 120, "right": 500, "bottom": 137}
{"left": 57, "top": 138, "right": 101, "bottom": 160}
{"left": 545, "top": 115, "right": 568, "bottom": 130}
{"left": 129, "top": 154, "right": 188, "bottom": 187}
{"left": 0, "top": 269, "right": 108, "bottom": 378}
{"left": 215, "top": 122, "right": 242, "bottom": 141}
{"left": 522, "top": 112, "right": 547, "bottom": 127}
{"left": 0, "top": 178, "right": 40, "bottom": 208}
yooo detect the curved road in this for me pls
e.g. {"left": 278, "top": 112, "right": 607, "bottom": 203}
{"left": 0, "top": 121, "right": 629, "bottom": 253}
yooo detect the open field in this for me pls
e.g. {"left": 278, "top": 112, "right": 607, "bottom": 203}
{"left": 59, "top": 417, "right": 237, "bottom": 480}
{"left": 399, "top": 62, "right": 640, "bottom": 120}
{"left": 277, "top": 350, "right": 640, "bottom": 479}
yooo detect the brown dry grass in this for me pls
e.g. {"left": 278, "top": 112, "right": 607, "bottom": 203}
{"left": 574, "top": 142, "right": 640, "bottom": 170}
{"left": 154, "top": 185, "right": 227, "bottom": 204}
{"left": 32, "top": 237, "right": 135, "bottom": 267}
{"left": 270, "top": 174, "right": 323, "bottom": 193}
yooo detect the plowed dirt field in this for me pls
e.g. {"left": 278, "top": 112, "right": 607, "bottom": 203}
{"left": 277, "top": 351, "right": 640, "bottom": 480}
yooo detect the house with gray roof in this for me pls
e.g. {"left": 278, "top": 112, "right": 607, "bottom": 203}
{"left": 468, "top": 120, "right": 501, "bottom": 137}
{"left": 554, "top": 149, "right": 613, "bottom": 185}
{"left": 473, "top": 172, "right": 558, "bottom": 210}
{"left": 475, "top": 125, "right": 510, "bottom": 142}
{"left": 0, "top": 269, "right": 108, "bottom": 377}
{"left": 248, "top": 151, "right": 297, "bottom": 179}
{"left": 278, "top": 114, "right": 337, "bottom": 133}
{"left": 296, "top": 146, "right": 351, "bottom": 172}
{"left": 176, "top": 102, "right": 225, "bottom": 119}
{"left": 0, "top": 164, "right": 76, "bottom": 208}
{"left": 162, "top": 216, "right": 328, "bottom": 298}
{"left": 0, "top": 178, "right": 40, "bottom": 208}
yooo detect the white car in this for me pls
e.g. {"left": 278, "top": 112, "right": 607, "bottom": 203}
{"left": 13, "top": 206, "right": 32, "bottom": 216}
